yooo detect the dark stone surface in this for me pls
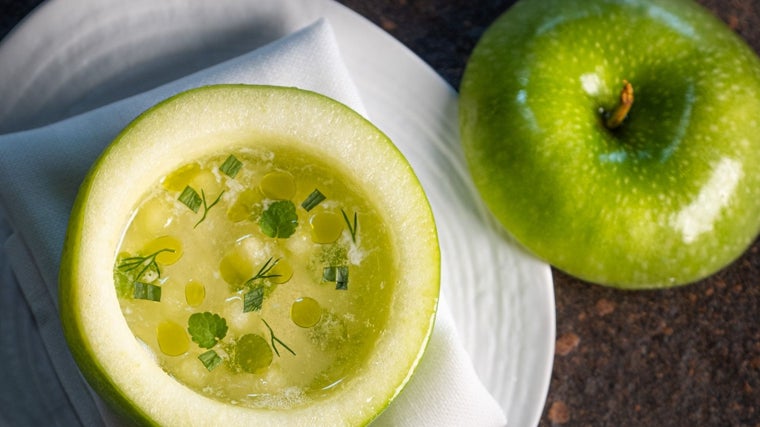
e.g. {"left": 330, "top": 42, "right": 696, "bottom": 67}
{"left": 2, "top": 0, "right": 758, "bottom": 425}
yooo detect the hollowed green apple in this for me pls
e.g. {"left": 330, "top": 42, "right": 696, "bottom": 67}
{"left": 460, "top": 0, "right": 760, "bottom": 288}
{"left": 59, "top": 85, "right": 439, "bottom": 426}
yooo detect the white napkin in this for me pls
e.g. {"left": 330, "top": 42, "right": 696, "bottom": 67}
{"left": 0, "top": 19, "right": 506, "bottom": 427}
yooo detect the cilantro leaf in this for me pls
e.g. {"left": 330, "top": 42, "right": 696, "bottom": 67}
{"left": 259, "top": 200, "right": 298, "bottom": 238}
{"left": 188, "top": 312, "right": 228, "bottom": 349}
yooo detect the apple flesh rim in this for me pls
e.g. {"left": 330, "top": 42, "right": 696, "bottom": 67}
{"left": 459, "top": 0, "right": 760, "bottom": 289}
{"left": 59, "top": 85, "right": 440, "bottom": 426}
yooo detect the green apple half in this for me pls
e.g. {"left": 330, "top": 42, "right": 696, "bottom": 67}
{"left": 460, "top": 0, "right": 760, "bottom": 288}
{"left": 59, "top": 85, "right": 440, "bottom": 426}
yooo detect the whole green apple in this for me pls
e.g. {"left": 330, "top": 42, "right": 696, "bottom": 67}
{"left": 459, "top": 0, "right": 760, "bottom": 288}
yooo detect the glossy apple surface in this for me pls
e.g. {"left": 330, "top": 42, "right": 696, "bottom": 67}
{"left": 459, "top": 0, "right": 760, "bottom": 288}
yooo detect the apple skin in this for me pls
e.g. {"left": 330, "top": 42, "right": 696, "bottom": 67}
{"left": 459, "top": 0, "right": 760, "bottom": 289}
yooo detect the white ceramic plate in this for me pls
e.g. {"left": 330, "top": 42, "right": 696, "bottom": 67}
{"left": 0, "top": 0, "right": 555, "bottom": 425}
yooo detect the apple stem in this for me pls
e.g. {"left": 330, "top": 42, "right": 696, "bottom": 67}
{"left": 605, "top": 80, "right": 634, "bottom": 129}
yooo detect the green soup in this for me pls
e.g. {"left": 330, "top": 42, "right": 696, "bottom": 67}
{"left": 113, "top": 145, "right": 395, "bottom": 409}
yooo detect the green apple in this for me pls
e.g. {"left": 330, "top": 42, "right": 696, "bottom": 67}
{"left": 459, "top": 0, "right": 760, "bottom": 289}
{"left": 59, "top": 85, "right": 439, "bottom": 426}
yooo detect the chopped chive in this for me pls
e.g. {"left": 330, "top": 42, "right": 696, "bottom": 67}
{"left": 133, "top": 282, "right": 161, "bottom": 301}
{"left": 322, "top": 266, "right": 337, "bottom": 282}
{"left": 336, "top": 266, "right": 349, "bottom": 290}
{"left": 301, "top": 189, "right": 326, "bottom": 211}
{"left": 322, "top": 265, "right": 349, "bottom": 290}
{"left": 243, "top": 286, "right": 265, "bottom": 313}
{"left": 240, "top": 258, "right": 283, "bottom": 312}
{"left": 178, "top": 186, "right": 202, "bottom": 213}
{"left": 220, "top": 155, "right": 243, "bottom": 178}
{"left": 198, "top": 349, "right": 223, "bottom": 371}
{"left": 341, "top": 209, "right": 358, "bottom": 243}
{"left": 179, "top": 185, "right": 224, "bottom": 228}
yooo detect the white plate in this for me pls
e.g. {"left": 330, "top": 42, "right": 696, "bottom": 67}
{"left": 0, "top": 0, "right": 555, "bottom": 425}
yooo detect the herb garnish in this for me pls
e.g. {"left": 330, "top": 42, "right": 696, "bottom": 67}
{"left": 188, "top": 312, "right": 228, "bottom": 372}
{"left": 341, "top": 209, "right": 358, "bottom": 243}
{"left": 243, "top": 286, "right": 265, "bottom": 313}
{"left": 335, "top": 266, "right": 349, "bottom": 290}
{"left": 198, "top": 349, "right": 223, "bottom": 371}
{"left": 322, "top": 266, "right": 337, "bottom": 282}
{"left": 188, "top": 312, "right": 228, "bottom": 349}
{"left": 118, "top": 248, "right": 175, "bottom": 282}
{"left": 220, "top": 155, "right": 243, "bottom": 178}
{"left": 322, "top": 265, "right": 349, "bottom": 290}
{"left": 244, "top": 257, "right": 281, "bottom": 286}
{"left": 262, "top": 319, "right": 295, "bottom": 357}
{"left": 241, "top": 258, "right": 280, "bottom": 313}
{"left": 178, "top": 185, "right": 224, "bottom": 228}
{"left": 178, "top": 186, "right": 202, "bottom": 213}
{"left": 133, "top": 281, "right": 162, "bottom": 301}
{"left": 301, "top": 189, "right": 326, "bottom": 211}
{"left": 259, "top": 200, "right": 298, "bottom": 238}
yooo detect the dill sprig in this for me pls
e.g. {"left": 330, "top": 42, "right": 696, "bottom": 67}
{"left": 262, "top": 319, "right": 295, "bottom": 357}
{"left": 243, "top": 257, "right": 281, "bottom": 288}
{"left": 117, "top": 248, "right": 175, "bottom": 281}
{"left": 194, "top": 189, "right": 224, "bottom": 228}
{"left": 341, "top": 209, "right": 358, "bottom": 243}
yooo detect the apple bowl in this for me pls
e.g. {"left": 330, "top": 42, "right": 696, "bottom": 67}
{"left": 59, "top": 85, "right": 440, "bottom": 426}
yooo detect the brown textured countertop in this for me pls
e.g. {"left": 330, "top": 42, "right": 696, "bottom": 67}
{"left": 2, "top": 0, "right": 758, "bottom": 425}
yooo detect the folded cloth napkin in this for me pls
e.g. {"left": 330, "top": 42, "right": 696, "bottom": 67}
{"left": 0, "top": 19, "right": 506, "bottom": 427}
